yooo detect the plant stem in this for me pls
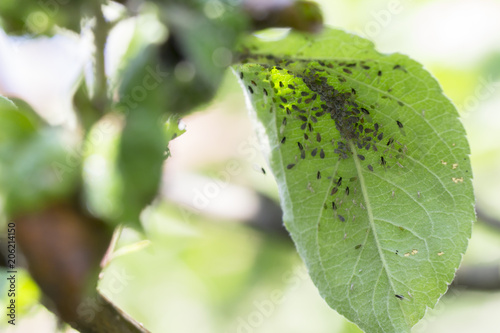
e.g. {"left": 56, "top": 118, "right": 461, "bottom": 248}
{"left": 92, "top": 0, "right": 109, "bottom": 113}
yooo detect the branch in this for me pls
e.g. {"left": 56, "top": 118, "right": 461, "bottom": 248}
{"left": 91, "top": 0, "right": 110, "bottom": 113}
{"left": 71, "top": 291, "right": 150, "bottom": 333}
{"left": 453, "top": 265, "right": 500, "bottom": 290}
{"left": 476, "top": 206, "right": 500, "bottom": 231}
{"left": 15, "top": 203, "right": 150, "bottom": 333}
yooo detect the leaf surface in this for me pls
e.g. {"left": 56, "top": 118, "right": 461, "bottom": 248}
{"left": 234, "top": 28, "right": 475, "bottom": 332}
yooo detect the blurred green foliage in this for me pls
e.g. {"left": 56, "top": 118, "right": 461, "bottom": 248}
{"left": 1, "top": 0, "right": 500, "bottom": 332}
{"left": 0, "top": 0, "right": 89, "bottom": 35}
{"left": 0, "top": 101, "right": 79, "bottom": 216}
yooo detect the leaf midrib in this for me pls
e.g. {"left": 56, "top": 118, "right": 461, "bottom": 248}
{"left": 348, "top": 140, "right": 410, "bottom": 328}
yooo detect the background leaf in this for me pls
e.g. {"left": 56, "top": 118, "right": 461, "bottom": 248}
{"left": 235, "top": 28, "right": 475, "bottom": 332}
{"left": 0, "top": 102, "right": 78, "bottom": 215}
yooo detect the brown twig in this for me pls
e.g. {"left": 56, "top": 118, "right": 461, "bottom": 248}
{"left": 91, "top": 0, "right": 110, "bottom": 114}
{"left": 476, "top": 206, "right": 500, "bottom": 231}
{"left": 70, "top": 292, "right": 150, "bottom": 333}
{"left": 453, "top": 265, "right": 500, "bottom": 290}
{"left": 15, "top": 203, "right": 150, "bottom": 333}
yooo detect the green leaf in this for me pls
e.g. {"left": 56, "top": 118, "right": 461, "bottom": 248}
{"left": 153, "top": 0, "right": 248, "bottom": 114}
{"left": 0, "top": 101, "right": 37, "bottom": 143}
{"left": 82, "top": 115, "right": 124, "bottom": 223}
{"left": 0, "top": 95, "right": 16, "bottom": 109}
{"left": 0, "top": 126, "right": 79, "bottom": 216}
{"left": 0, "top": 0, "right": 88, "bottom": 35}
{"left": 81, "top": 112, "right": 167, "bottom": 231}
{"left": 82, "top": 114, "right": 185, "bottom": 226}
{"left": 117, "top": 108, "right": 167, "bottom": 229}
{"left": 234, "top": 28, "right": 475, "bottom": 332}
{"left": 0, "top": 102, "right": 77, "bottom": 216}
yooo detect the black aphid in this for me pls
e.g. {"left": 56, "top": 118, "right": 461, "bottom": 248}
{"left": 251, "top": 80, "right": 257, "bottom": 86}
{"left": 297, "top": 142, "right": 304, "bottom": 151}
{"left": 332, "top": 202, "right": 337, "bottom": 210}
{"left": 320, "top": 149, "right": 325, "bottom": 159}
{"left": 317, "top": 171, "right": 321, "bottom": 180}
{"left": 282, "top": 117, "right": 287, "bottom": 126}
{"left": 308, "top": 123, "right": 313, "bottom": 132}
{"left": 337, "top": 177, "right": 342, "bottom": 186}
{"left": 301, "top": 91, "right": 308, "bottom": 97}
{"left": 378, "top": 70, "right": 382, "bottom": 76}
{"left": 311, "top": 116, "right": 317, "bottom": 123}
{"left": 362, "top": 65, "right": 370, "bottom": 70}
{"left": 280, "top": 97, "right": 287, "bottom": 103}
{"left": 279, "top": 81, "right": 284, "bottom": 88}
{"left": 261, "top": 168, "right": 266, "bottom": 174}
{"left": 393, "top": 65, "right": 406, "bottom": 72}
{"left": 281, "top": 137, "right": 286, "bottom": 144}
{"left": 299, "top": 115, "right": 308, "bottom": 122}
{"left": 381, "top": 156, "right": 386, "bottom": 166}
{"left": 287, "top": 164, "right": 295, "bottom": 169}
{"left": 368, "top": 165, "right": 373, "bottom": 171}
{"left": 395, "top": 294, "right": 404, "bottom": 300}
{"left": 396, "top": 120, "right": 403, "bottom": 128}
{"left": 316, "top": 132, "right": 321, "bottom": 142}
{"left": 288, "top": 84, "right": 295, "bottom": 89}
{"left": 357, "top": 154, "right": 365, "bottom": 161}
{"left": 304, "top": 133, "right": 309, "bottom": 140}
{"left": 311, "top": 148, "right": 318, "bottom": 157}
{"left": 374, "top": 123, "right": 379, "bottom": 131}
{"left": 343, "top": 68, "right": 352, "bottom": 74}
{"left": 338, "top": 215, "right": 346, "bottom": 222}
{"left": 355, "top": 244, "right": 362, "bottom": 249}
{"left": 301, "top": 150, "right": 305, "bottom": 159}
{"left": 352, "top": 88, "right": 357, "bottom": 95}
{"left": 331, "top": 187, "right": 338, "bottom": 195}
{"left": 240, "top": 72, "right": 244, "bottom": 79}
{"left": 248, "top": 86, "right": 254, "bottom": 94}
{"left": 387, "top": 138, "right": 394, "bottom": 146}
{"left": 378, "top": 133, "right": 384, "bottom": 141}
{"left": 263, "top": 88, "right": 268, "bottom": 96}
{"left": 361, "top": 108, "right": 370, "bottom": 115}
{"left": 345, "top": 186, "right": 350, "bottom": 196}
{"left": 301, "top": 123, "right": 307, "bottom": 130}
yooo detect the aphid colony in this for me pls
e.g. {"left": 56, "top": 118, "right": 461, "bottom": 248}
{"left": 239, "top": 56, "right": 408, "bottom": 223}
